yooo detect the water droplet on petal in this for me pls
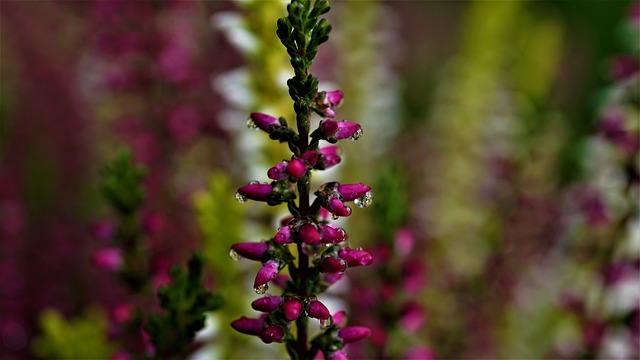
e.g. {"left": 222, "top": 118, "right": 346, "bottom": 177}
{"left": 235, "top": 192, "right": 247, "bottom": 203}
{"left": 354, "top": 191, "right": 373, "bottom": 208}
{"left": 338, "top": 228, "right": 348, "bottom": 242}
{"left": 331, "top": 213, "right": 339, "bottom": 220}
{"left": 229, "top": 249, "right": 241, "bottom": 261}
{"left": 254, "top": 283, "right": 269, "bottom": 295}
{"left": 246, "top": 117, "right": 258, "bottom": 130}
{"left": 349, "top": 128, "right": 363, "bottom": 141}
{"left": 319, "top": 315, "right": 334, "bottom": 329}
{"left": 248, "top": 180, "right": 261, "bottom": 185}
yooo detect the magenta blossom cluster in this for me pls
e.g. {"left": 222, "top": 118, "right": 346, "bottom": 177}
{"left": 230, "top": 88, "right": 374, "bottom": 358}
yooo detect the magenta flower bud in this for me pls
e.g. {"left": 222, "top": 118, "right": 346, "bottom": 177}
{"left": 237, "top": 183, "right": 273, "bottom": 202}
{"left": 321, "top": 120, "right": 362, "bottom": 140}
{"left": 338, "top": 247, "right": 373, "bottom": 267}
{"left": 283, "top": 298, "right": 303, "bottom": 321}
{"left": 320, "top": 224, "right": 346, "bottom": 244}
{"left": 268, "top": 161, "right": 289, "bottom": 180}
{"left": 325, "top": 90, "right": 344, "bottom": 107}
{"left": 298, "top": 223, "right": 320, "bottom": 245}
{"left": 260, "top": 325, "right": 284, "bottom": 344}
{"left": 326, "top": 350, "right": 348, "bottom": 360}
{"left": 231, "top": 316, "right": 265, "bottom": 336}
{"left": 307, "top": 300, "right": 330, "bottom": 320}
{"left": 249, "top": 112, "right": 281, "bottom": 133}
{"left": 301, "top": 150, "right": 319, "bottom": 166}
{"left": 326, "top": 197, "right": 352, "bottom": 217}
{"left": 91, "top": 248, "right": 122, "bottom": 271}
{"left": 317, "top": 146, "right": 341, "bottom": 169}
{"left": 321, "top": 257, "right": 346, "bottom": 273}
{"left": 287, "top": 158, "right": 307, "bottom": 179}
{"left": 231, "top": 242, "right": 269, "bottom": 261}
{"left": 332, "top": 311, "right": 347, "bottom": 327}
{"left": 274, "top": 226, "right": 293, "bottom": 244}
{"left": 251, "top": 296, "right": 283, "bottom": 312}
{"left": 338, "top": 326, "right": 371, "bottom": 344}
{"left": 323, "top": 107, "right": 337, "bottom": 118}
{"left": 324, "top": 272, "right": 344, "bottom": 285}
{"left": 338, "top": 183, "right": 371, "bottom": 202}
{"left": 254, "top": 260, "right": 280, "bottom": 288}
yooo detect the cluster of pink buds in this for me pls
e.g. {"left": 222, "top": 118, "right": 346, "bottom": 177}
{"left": 231, "top": 90, "right": 374, "bottom": 356}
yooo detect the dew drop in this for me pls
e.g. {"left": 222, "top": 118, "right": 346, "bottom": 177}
{"left": 319, "top": 316, "right": 334, "bottom": 329}
{"left": 354, "top": 191, "right": 373, "bottom": 208}
{"left": 254, "top": 283, "right": 269, "bottom": 295}
{"left": 235, "top": 192, "right": 247, "bottom": 203}
{"left": 331, "top": 213, "right": 339, "bottom": 220}
{"left": 229, "top": 249, "right": 241, "bottom": 261}
{"left": 246, "top": 118, "right": 258, "bottom": 130}
{"left": 349, "top": 128, "right": 363, "bottom": 141}
{"left": 248, "top": 180, "right": 261, "bottom": 185}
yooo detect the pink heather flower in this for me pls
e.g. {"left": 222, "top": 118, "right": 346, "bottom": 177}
{"left": 402, "top": 260, "right": 427, "bottom": 294}
{"left": 237, "top": 183, "right": 273, "bottom": 202}
{"left": 394, "top": 228, "right": 415, "bottom": 257}
{"left": 325, "top": 90, "right": 344, "bottom": 108}
{"left": 91, "top": 248, "right": 123, "bottom": 271}
{"left": 326, "top": 350, "right": 348, "bottom": 360}
{"left": 287, "top": 158, "right": 308, "bottom": 179}
{"left": 338, "top": 326, "right": 371, "bottom": 344}
{"left": 321, "top": 256, "right": 347, "bottom": 273}
{"left": 251, "top": 296, "right": 283, "bottom": 312}
{"left": 320, "top": 224, "right": 346, "bottom": 244}
{"left": 338, "top": 247, "right": 373, "bottom": 267}
{"left": 231, "top": 242, "right": 269, "bottom": 261}
{"left": 231, "top": 316, "right": 265, "bottom": 336}
{"left": 404, "top": 347, "right": 436, "bottom": 360}
{"left": 399, "top": 301, "right": 425, "bottom": 332}
{"left": 307, "top": 300, "right": 330, "bottom": 320}
{"left": 324, "top": 272, "right": 344, "bottom": 285}
{"left": 91, "top": 220, "right": 116, "bottom": 240}
{"left": 109, "top": 351, "right": 132, "bottom": 360}
{"left": 268, "top": 161, "right": 289, "bottom": 180}
{"left": 315, "top": 90, "right": 344, "bottom": 118}
{"left": 298, "top": 223, "right": 320, "bottom": 245}
{"left": 249, "top": 112, "right": 282, "bottom": 133}
{"left": 301, "top": 150, "right": 319, "bottom": 166}
{"left": 338, "top": 183, "right": 371, "bottom": 202}
{"left": 261, "top": 325, "right": 285, "bottom": 344}
{"left": 274, "top": 226, "right": 293, "bottom": 245}
{"left": 320, "top": 120, "right": 362, "bottom": 140}
{"left": 167, "top": 106, "right": 200, "bottom": 144}
{"left": 580, "top": 191, "right": 609, "bottom": 227}
{"left": 326, "top": 197, "right": 352, "bottom": 217}
{"left": 333, "top": 311, "right": 347, "bottom": 327}
{"left": 158, "top": 44, "right": 191, "bottom": 84}
{"left": 611, "top": 56, "right": 640, "bottom": 81}
{"left": 112, "top": 303, "right": 133, "bottom": 324}
{"left": 283, "top": 298, "right": 303, "bottom": 321}
{"left": 254, "top": 260, "right": 280, "bottom": 288}
{"left": 317, "top": 146, "right": 341, "bottom": 169}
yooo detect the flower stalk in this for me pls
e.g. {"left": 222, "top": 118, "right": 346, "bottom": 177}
{"left": 230, "top": 1, "right": 373, "bottom": 358}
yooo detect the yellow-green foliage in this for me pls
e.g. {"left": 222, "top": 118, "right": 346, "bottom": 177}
{"left": 193, "top": 172, "right": 256, "bottom": 358}
{"left": 32, "top": 307, "right": 116, "bottom": 359}
{"left": 429, "top": 0, "right": 523, "bottom": 278}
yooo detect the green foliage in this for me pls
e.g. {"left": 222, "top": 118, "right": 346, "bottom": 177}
{"left": 99, "top": 149, "right": 146, "bottom": 215}
{"left": 372, "top": 163, "right": 409, "bottom": 241}
{"left": 146, "top": 252, "right": 224, "bottom": 359}
{"left": 32, "top": 307, "right": 117, "bottom": 359}
{"left": 193, "top": 172, "right": 253, "bottom": 358}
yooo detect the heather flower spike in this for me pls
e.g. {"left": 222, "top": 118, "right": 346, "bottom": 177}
{"left": 230, "top": 0, "right": 373, "bottom": 358}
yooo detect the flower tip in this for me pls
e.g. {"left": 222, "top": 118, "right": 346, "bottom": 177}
{"left": 338, "top": 326, "right": 371, "bottom": 344}
{"left": 308, "top": 300, "right": 331, "bottom": 320}
{"left": 231, "top": 316, "right": 265, "bottom": 336}
{"left": 237, "top": 183, "right": 273, "bottom": 202}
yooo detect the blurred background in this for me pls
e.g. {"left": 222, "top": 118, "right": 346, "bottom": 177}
{"left": 1, "top": 0, "right": 638, "bottom": 359}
